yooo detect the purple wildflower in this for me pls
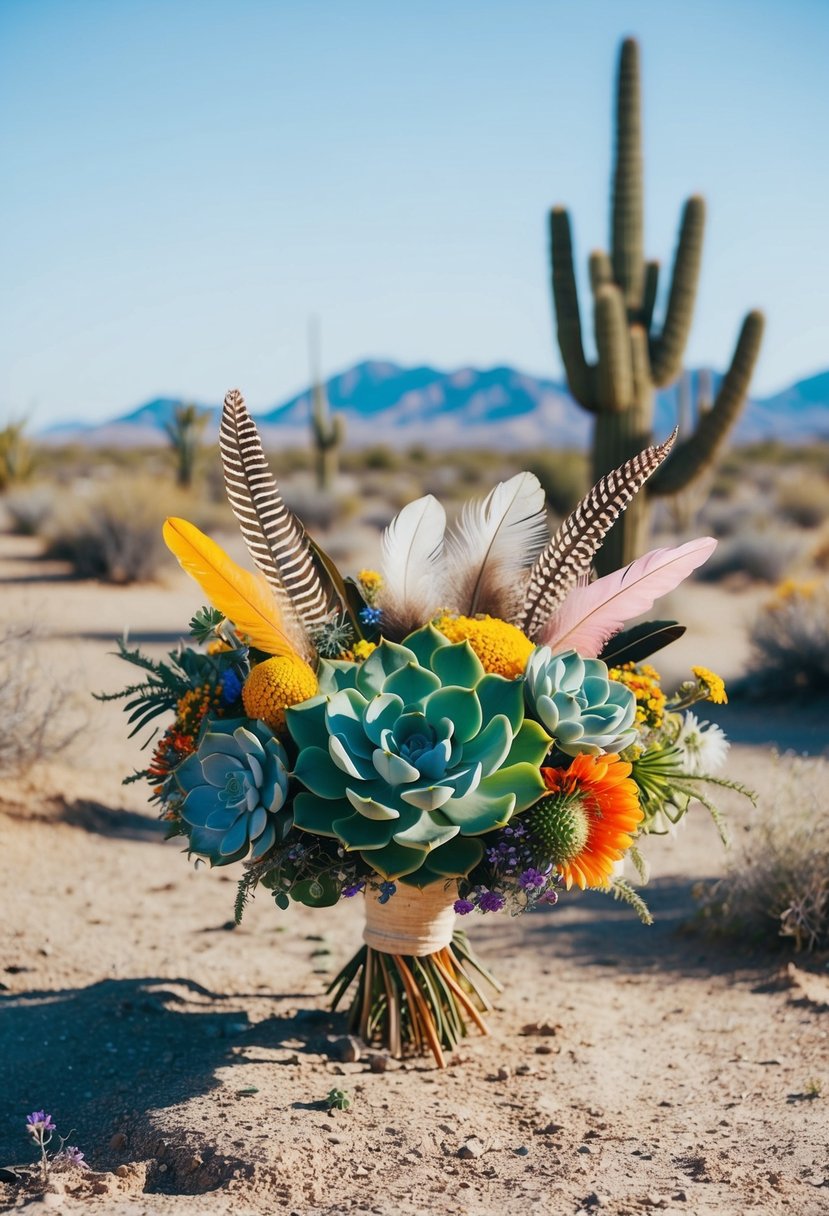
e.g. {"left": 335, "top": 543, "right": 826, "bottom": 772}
{"left": 477, "top": 890, "right": 506, "bottom": 913}
{"left": 454, "top": 898, "right": 475, "bottom": 915}
{"left": 26, "top": 1112, "right": 56, "bottom": 1136}
{"left": 56, "top": 1146, "right": 86, "bottom": 1167}
{"left": 518, "top": 868, "right": 547, "bottom": 891}
{"left": 542, "top": 889, "right": 559, "bottom": 906}
{"left": 342, "top": 881, "right": 365, "bottom": 899}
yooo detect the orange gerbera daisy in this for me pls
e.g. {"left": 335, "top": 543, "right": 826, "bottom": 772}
{"left": 532, "top": 754, "right": 643, "bottom": 890}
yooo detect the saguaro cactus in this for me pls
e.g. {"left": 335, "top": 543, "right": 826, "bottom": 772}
{"left": 550, "top": 37, "right": 764, "bottom": 574}
{"left": 164, "top": 403, "right": 207, "bottom": 489}
{"left": 308, "top": 319, "right": 344, "bottom": 492}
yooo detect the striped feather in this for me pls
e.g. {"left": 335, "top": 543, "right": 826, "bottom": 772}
{"left": 518, "top": 429, "right": 677, "bottom": 639}
{"left": 219, "top": 389, "right": 336, "bottom": 635}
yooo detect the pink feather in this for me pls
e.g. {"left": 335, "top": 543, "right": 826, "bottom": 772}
{"left": 539, "top": 537, "right": 718, "bottom": 657}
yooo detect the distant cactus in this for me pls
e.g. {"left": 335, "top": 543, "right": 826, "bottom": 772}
{"left": 0, "top": 418, "right": 35, "bottom": 492}
{"left": 550, "top": 37, "right": 764, "bottom": 573}
{"left": 308, "top": 318, "right": 344, "bottom": 492}
{"left": 164, "top": 403, "right": 208, "bottom": 489}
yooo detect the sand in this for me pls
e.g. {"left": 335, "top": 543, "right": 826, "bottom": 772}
{"left": 2, "top": 533, "right": 828, "bottom": 1216}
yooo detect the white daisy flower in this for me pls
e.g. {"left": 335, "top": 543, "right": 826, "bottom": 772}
{"left": 675, "top": 711, "right": 729, "bottom": 775}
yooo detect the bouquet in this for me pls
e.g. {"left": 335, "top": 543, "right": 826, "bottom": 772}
{"left": 105, "top": 391, "right": 750, "bottom": 1067}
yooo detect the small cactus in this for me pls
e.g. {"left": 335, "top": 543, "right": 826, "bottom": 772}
{"left": 0, "top": 418, "right": 35, "bottom": 492}
{"left": 549, "top": 38, "right": 764, "bottom": 573}
{"left": 308, "top": 317, "right": 344, "bottom": 492}
{"left": 164, "top": 403, "right": 208, "bottom": 489}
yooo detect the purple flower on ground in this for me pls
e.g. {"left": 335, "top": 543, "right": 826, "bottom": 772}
{"left": 542, "top": 889, "right": 559, "bottom": 905}
{"left": 454, "top": 898, "right": 475, "bottom": 915}
{"left": 26, "top": 1112, "right": 56, "bottom": 1136}
{"left": 477, "top": 890, "right": 505, "bottom": 913}
{"left": 56, "top": 1146, "right": 86, "bottom": 1167}
{"left": 342, "top": 881, "right": 365, "bottom": 899}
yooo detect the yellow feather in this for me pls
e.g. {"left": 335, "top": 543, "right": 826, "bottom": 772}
{"left": 163, "top": 517, "right": 299, "bottom": 658}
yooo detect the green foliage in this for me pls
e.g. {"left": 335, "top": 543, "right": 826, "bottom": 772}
{"left": 609, "top": 878, "right": 653, "bottom": 926}
{"left": 189, "top": 605, "right": 225, "bottom": 644}
{"left": 549, "top": 37, "right": 763, "bottom": 572}
{"left": 326, "top": 1088, "right": 352, "bottom": 1111}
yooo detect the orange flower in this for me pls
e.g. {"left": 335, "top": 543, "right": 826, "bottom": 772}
{"left": 535, "top": 754, "right": 643, "bottom": 890}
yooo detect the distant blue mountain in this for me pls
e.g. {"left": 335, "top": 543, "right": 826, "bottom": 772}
{"left": 37, "top": 360, "right": 829, "bottom": 448}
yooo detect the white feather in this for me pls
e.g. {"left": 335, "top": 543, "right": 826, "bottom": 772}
{"left": 380, "top": 495, "right": 447, "bottom": 632}
{"left": 445, "top": 472, "right": 549, "bottom": 617}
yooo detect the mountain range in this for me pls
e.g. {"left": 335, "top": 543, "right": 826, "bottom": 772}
{"left": 39, "top": 360, "right": 829, "bottom": 449}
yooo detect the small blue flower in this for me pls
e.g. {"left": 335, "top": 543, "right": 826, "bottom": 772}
{"left": 359, "top": 605, "right": 383, "bottom": 628}
{"left": 342, "top": 881, "right": 366, "bottom": 899}
{"left": 220, "top": 669, "right": 244, "bottom": 705}
{"left": 377, "top": 881, "right": 397, "bottom": 905}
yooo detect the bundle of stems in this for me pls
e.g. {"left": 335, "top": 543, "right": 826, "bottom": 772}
{"left": 328, "top": 931, "right": 503, "bottom": 1068}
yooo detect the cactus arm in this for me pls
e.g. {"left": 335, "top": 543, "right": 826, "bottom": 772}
{"left": 594, "top": 285, "right": 634, "bottom": 411}
{"left": 550, "top": 207, "right": 595, "bottom": 410}
{"left": 648, "top": 310, "right": 765, "bottom": 497}
{"left": 589, "top": 250, "right": 614, "bottom": 295}
{"left": 611, "top": 38, "right": 645, "bottom": 310}
{"left": 641, "top": 259, "right": 659, "bottom": 332}
{"left": 649, "top": 195, "right": 706, "bottom": 386}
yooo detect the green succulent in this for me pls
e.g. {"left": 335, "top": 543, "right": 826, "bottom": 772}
{"left": 286, "top": 626, "right": 550, "bottom": 886}
{"left": 524, "top": 647, "right": 637, "bottom": 757}
{"left": 175, "top": 718, "right": 291, "bottom": 865}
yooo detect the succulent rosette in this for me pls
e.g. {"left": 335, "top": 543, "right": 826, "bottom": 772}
{"left": 524, "top": 647, "right": 638, "bottom": 757}
{"left": 175, "top": 718, "right": 291, "bottom": 865}
{"left": 286, "top": 625, "right": 551, "bottom": 885}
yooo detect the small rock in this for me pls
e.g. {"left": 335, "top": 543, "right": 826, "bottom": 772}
{"left": 537, "top": 1122, "right": 563, "bottom": 1135}
{"left": 353, "top": 1165, "right": 370, "bottom": 1177}
{"left": 521, "top": 1021, "right": 561, "bottom": 1036}
{"left": 514, "top": 1146, "right": 529, "bottom": 1156}
{"left": 115, "top": 1165, "right": 131, "bottom": 1178}
{"left": 672, "top": 1192, "right": 688, "bottom": 1203}
{"left": 577, "top": 1144, "right": 593, "bottom": 1155}
{"left": 0, "top": 1167, "right": 21, "bottom": 1183}
{"left": 458, "top": 1137, "right": 485, "bottom": 1160}
{"left": 182, "top": 1155, "right": 203, "bottom": 1173}
{"left": 109, "top": 1132, "right": 127, "bottom": 1151}
{"left": 515, "top": 1063, "right": 535, "bottom": 1076}
{"left": 583, "top": 1193, "right": 604, "bottom": 1209}
{"left": 643, "top": 1196, "right": 669, "bottom": 1210}
{"left": 497, "top": 1066, "right": 511, "bottom": 1081}
{"left": 535, "top": 1044, "right": 555, "bottom": 1055}
{"left": 327, "top": 1034, "right": 362, "bottom": 1063}
{"left": 369, "top": 1054, "right": 390, "bottom": 1073}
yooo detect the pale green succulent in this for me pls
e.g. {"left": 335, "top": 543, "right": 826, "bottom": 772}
{"left": 175, "top": 718, "right": 291, "bottom": 865}
{"left": 524, "top": 647, "right": 637, "bottom": 757}
{"left": 286, "top": 625, "right": 550, "bottom": 885}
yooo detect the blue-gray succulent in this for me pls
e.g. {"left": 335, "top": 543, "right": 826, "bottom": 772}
{"left": 524, "top": 647, "right": 637, "bottom": 757}
{"left": 175, "top": 718, "right": 290, "bottom": 865}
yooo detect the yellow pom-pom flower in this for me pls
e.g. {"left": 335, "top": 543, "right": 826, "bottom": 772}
{"left": 692, "top": 665, "right": 728, "bottom": 705}
{"left": 353, "top": 639, "right": 377, "bottom": 661}
{"left": 433, "top": 614, "right": 534, "bottom": 679}
{"left": 242, "top": 655, "right": 319, "bottom": 733}
{"left": 358, "top": 569, "right": 384, "bottom": 604}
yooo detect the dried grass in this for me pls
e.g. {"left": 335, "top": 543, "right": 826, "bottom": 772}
{"left": 697, "top": 755, "right": 829, "bottom": 952}
{"left": 741, "top": 582, "right": 829, "bottom": 699}
{"left": 0, "top": 624, "right": 83, "bottom": 776}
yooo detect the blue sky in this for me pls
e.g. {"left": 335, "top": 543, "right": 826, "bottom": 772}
{"left": 1, "top": 0, "right": 827, "bottom": 426}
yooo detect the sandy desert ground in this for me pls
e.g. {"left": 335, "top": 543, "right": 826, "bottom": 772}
{"left": 1, "top": 531, "right": 828, "bottom": 1216}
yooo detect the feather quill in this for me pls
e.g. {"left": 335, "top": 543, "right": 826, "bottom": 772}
{"left": 444, "top": 472, "right": 548, "bottom": 618}
{"left": 519, "top": 430, "right": 677, "bottom": 638}
{"left": 379, "top": 495, "right": 447, "bottom": 637}
{"left": 163, "top": 517, "right": 301, "bottom": 658}
{"left": 540, "top": 536, "right": 717, "bottom": 656}
{"left": 219, "top": 389, "right": 336, "bottom": 634}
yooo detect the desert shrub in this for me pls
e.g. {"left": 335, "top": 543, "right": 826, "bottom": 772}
{"left": 739, "top": 581, "right": 829, "bottom": 699}
{"left": 776, "top": 474, "right": 829, "bottom": 529}
{"left": 695, "top": 527, "right": 804, "bottom": 584}
{"left": 280, "top": 483, "right": 360, "bottom": 532}
{"left": 2, "top": 484, "right": 58, "bottom": 536}
{"left": 697, "top": 755, "right": 829, "bottom": 951}
{"left": 0, "top": 624, "right": 82, "bottom": 775}
{"left": 521, "top": 450, "right": 588, "bottom": 516}
{"left": 42, "top": 478, "right": 221, "bottom": 583}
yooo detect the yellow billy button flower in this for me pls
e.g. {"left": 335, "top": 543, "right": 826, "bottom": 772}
{"left": 352, "top": 639, "right": 377, "bottom": 661}
{"left": 357, "top": 569, "right": 384, "bottom": 604}
{"left": 692, "top": 665, "right": 728, "bottom": 705}
{"left": 242, "top": 655, "right": 319, "bottom": 733}
{"left": 433, "top": 614, "right": 534, "bottom": 679}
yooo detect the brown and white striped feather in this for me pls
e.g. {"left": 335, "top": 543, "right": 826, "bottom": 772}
{"left": 219, "top": 390, "right": 336, "bottom": 637}
{"left": 518, "top": 429, "right": 677, "bottom": 639}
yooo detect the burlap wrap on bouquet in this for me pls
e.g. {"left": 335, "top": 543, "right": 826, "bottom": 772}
{"left": 363, "top": 882, "right": 458, "bottom": 957}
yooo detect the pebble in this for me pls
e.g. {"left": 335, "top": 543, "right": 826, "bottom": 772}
{"left": 583, "top": 1193, "right": 605, "bottom": 1209}
{"left": 496, "top": 1066, "right": 511, "bottom": 1081}
{"left": 109, "top": 1132, "right": 127, "bottom": 1151}
{"left": 327, "top": 1034, "right": 362, "bottom": 1063}
{"left": 514, "top": 1146, "right": 529, "bottom": 1156}
{"left": 458, "top": 1137, "right": 485, "bottom": 1159}
{"left": 369, "top": 1053, "right": 390, "bottom": 1073}
{"left": 577, "top": 1144, "right": 593, "bottom": 1155}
